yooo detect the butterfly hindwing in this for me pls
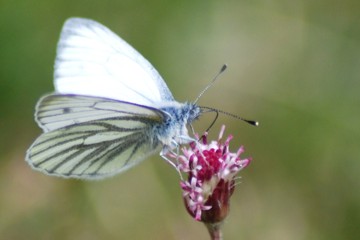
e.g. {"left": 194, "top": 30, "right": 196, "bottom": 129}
{"left": 26, "top": 94, "right": 165, "bottom": 179}
{"left": 35, "top": 94, "right": 165, "bottom": 132}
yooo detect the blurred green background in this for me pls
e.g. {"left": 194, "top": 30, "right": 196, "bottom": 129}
{"left": 1, "top": 0, "right": 359, "bottom": 239}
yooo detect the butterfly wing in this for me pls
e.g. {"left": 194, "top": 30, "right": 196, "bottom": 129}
{"left": 26, "top": 94, "right": 165, "bottom": 179}
{"left": 55, "top": 18, "right": 174, "bottom": 106}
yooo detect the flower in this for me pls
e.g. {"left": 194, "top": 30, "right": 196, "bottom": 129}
{"left": 170, "top": 125, "right": 252, "bottom": 224}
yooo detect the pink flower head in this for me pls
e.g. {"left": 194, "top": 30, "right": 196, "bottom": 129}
{"left": 173, "top": 125, "right": 252, "bottom": 223}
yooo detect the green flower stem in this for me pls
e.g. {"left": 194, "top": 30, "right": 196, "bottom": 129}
{"left": 205, "top": 222, "right": 223, "bottom": 240}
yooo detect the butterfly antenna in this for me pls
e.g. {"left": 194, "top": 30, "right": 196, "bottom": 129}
{"left": 200, "top": 106, "right": 259, "bottom": 127}
{"left": 200, "top": 108, "right": 219, "bottom": 133}
{"left": 194, "top": 64, "right": 228, "bottom": 104}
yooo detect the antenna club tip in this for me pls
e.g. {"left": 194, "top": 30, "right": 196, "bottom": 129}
{"left": 245, "top": 120, "right": 259, "bottom": 126}
{"left": 220, "top": 64, "right": 228, "bottom": 72}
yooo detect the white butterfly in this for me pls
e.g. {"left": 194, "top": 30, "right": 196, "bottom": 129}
{"left": 25, "top": 18, "right": 201, "bottom": 179}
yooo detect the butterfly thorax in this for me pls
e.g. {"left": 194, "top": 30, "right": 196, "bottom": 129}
{"left": 153, "top": 101, "right": 200, "bottom": 150}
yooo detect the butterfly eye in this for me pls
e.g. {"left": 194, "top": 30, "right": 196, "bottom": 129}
{"left": 188, "top": 106, "right": 200, "bottom": 121}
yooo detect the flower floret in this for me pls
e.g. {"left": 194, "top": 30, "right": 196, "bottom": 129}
{"left": 172, "top": 125, "right": 252, "bottom": 223}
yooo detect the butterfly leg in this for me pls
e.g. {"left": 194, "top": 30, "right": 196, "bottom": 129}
{"left": 160, "top": 141, "right": 183, "bottom": 180}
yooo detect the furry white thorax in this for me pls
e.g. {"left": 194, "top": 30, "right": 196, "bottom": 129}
{"left": 154, "top": 101, "right": 200, "bottom": 151}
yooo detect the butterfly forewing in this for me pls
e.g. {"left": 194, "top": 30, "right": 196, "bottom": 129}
{"left": 26, "top": 95, "right": 165, "bottom": 179}
{"left": 55, "top": 18, "right": 174, "bottom": 105}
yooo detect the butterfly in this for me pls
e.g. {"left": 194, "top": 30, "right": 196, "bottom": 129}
{"left": 25, "top": 18, "right": 203, "bottom": 180}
